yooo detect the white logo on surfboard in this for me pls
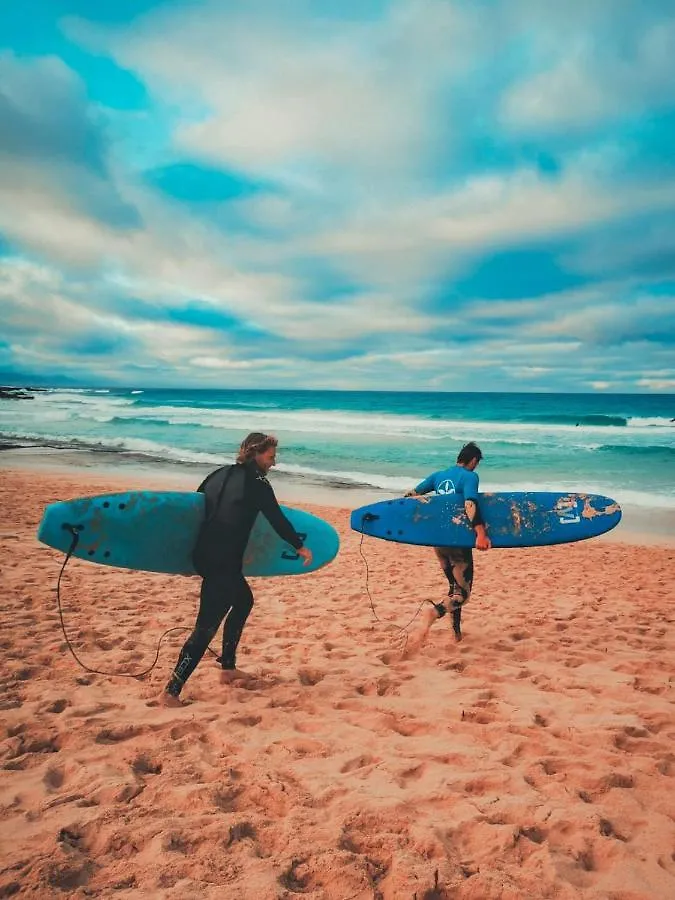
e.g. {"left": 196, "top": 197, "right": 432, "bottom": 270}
{"left": 556, "top": 498, "right": 581, "bottom": 525}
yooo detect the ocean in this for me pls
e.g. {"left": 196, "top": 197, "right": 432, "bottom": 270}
{"left": 1, "top": 388, "right": 674, "bottom": 512}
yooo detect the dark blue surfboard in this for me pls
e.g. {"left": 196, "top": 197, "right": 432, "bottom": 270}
{"left": 350, "top": 492, "right": 621, "bottom": 548}
{"left": 38, "top": 491, "right": 339, "bottom": 576}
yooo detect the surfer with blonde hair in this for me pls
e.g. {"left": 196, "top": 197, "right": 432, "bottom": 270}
{"left": 162, "top": 432, "right": 312, "bottom": 705}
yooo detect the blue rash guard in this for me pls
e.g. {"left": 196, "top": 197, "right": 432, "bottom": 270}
{"left": 414, "top": 464, "right": 480, "bottom": 501}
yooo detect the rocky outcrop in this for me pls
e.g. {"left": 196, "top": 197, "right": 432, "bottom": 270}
{"left": 0, "top": 386, "right": 35, "bottom": 400}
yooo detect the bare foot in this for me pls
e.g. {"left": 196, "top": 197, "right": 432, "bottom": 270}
{"left": 159, "top": 690, "right": 183, "bottom": 708}
{"left": 420, "top": 604, "right": 442, "bottom": 637}
{"left": 405, "top": 605, "right": 442, "bottom": 655}
{"left": 453, "top": 630, "right": 463, "bottom": 643}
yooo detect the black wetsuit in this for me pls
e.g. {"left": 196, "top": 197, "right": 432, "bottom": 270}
{"left": 165, "top": 462, "right": 303, "bottom": 696}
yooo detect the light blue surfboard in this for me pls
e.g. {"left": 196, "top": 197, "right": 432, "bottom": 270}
{"left": 351, "top": 492, "right": 621, "bottom": 548}
{"left": 38, "top": 491, "right": 339, "bottom": 577}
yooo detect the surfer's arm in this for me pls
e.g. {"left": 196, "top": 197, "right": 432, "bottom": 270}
{"left": 464, "top": 499, "right": 491, "bottom": 551}
{"left": 406, "top": 474, "right": 435, "bottom": 497}
{"left": 255, "top": 480, "right": 305, "bottom": 550}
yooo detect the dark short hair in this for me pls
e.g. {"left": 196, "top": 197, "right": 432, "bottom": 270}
{"left": 457, "top": 442, "right": 483, "bottom": 465}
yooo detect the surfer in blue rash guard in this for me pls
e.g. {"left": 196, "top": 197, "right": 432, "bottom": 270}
{"left": 405, "top": 442, "right": 491, "bottom": 642}
{"left": 161, "top": 433, "right": 312, "bottom": 706}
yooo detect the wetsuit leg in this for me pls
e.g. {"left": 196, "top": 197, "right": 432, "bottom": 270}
{"left": 165, "top": 575, "right": 232, "bottom": 697}
{"left": 436, "top": 547, "right": 474, "bottom": 638}
{"left": 220, "top": 574, "right": 254, "bottom": 669}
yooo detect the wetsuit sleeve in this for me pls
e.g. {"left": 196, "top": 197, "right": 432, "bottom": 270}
{"left": 253, "top": 478, "right": 304, "bottom": 549}
{"left": 197, "top": 471, "right": 215, "bottom": 493}
{"left": 414, "top": 472, "right": 437, "bottom": 494}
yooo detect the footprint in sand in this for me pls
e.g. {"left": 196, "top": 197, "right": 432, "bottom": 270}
{"left": 578, "top": 772, "right": 635, "bottom": 803}
{"left": 228, "top": 715, "right": 263, "bottom": 728}
{"left": 340, "top": 754, "right": 380, "bottom": 774}
{"left": 212, "top": 784, "right": 243, "bottom": 812}
{"left": 355, "top": 677, "right": 400, "bottom": 697}
{"left": 501, "top": 742, "right": 526, "bottom": 767}
{"left": 131, "top": 754, "right": 162, "bottom": 776}
{"left": 293, "top": 718, "right": 322, "bottom": 735}
{"left": 518, "top": 825, "right": 547, "bottom": 844}
{"left": 8, "top": 732, "right": 62, "bottom": 763}
{"left": 396, "top": 762, "right": 426, "bottom": 787}
{"left": 37, "top": 699, "right": 69, "bottom": 715}
{"left": 657, "top": 852, "right": 675, "bottom": 876}
{"left": 598, "top": 818, "right": 628, "bottom": 842}
{"left": 12, "top": 666, "right": 40, "bottom": 682}
{"left": 169, "top": 722, "right": 204, "bottom": 741}
{"left": 269, "top": 738, "right": 329, "bottom": 759}
{"left": 440, "top": 660, "right": 467, "bottom": 673}
{"left": 43, "top": 764, "right": 66, "bottom": 790}
{"left": 68, "top": 702, "right": 124, "bottom": 719}
{"left": 460, "top": 706, "right": 495, "bottom": 725}
{"left": 94, "top": 724, "right": 144, "bottom": 744}
{"left": 656, "top": 755, "right": 675, "bottom": 776}
{"left": 381, "top": 713, "right": 431, "bottom": 737}
{"left": 297, "top": 668, "right": 325, "bottom": 686}
{"left": 463, "top": 774, "right": 511, "bottom": 796}
{"left": 376, "top": 650, "right": 403, "bottom": 666}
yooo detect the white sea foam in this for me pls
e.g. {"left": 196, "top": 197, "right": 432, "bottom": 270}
{"left": 626, "top": 417, "right": 675, "bottom": 428}
{"left": 59, "top": 400, "right": 667, "bottom": 445}
{"left": 3, "top": 389, "right": 673, "bottom": 513}
{"left": 23, "top": 391, "right": 675, "bottom": 446}
{"left": 35, "top": 391, "right": 134, "bottom": 408}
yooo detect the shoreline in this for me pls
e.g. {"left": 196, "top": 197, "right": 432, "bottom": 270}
{"left": 2, "top": 444, "right": 674, "bottom": 548}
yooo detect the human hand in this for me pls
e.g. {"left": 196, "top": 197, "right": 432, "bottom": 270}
{"left": 297, "top": 546, "right": 313, "bottom": 567}
{"left": 475, "top": 533, "right": 492, "bottom": 551}
{"left": 405, "top": 491, "right": 429, "bottom": 503}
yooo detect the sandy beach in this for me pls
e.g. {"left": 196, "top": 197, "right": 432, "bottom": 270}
{"left": 1, "top": 465, "right": 674, "bottom": 899}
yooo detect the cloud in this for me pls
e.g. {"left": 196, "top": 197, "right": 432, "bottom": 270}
{"left": 500, "top": 5, "right": 675, "bottom": 132}
{"left": 563, "top": 213, "right": 675, "bottom": 281}
{"left": 637, "top": 378, "right": 675, "bottom": 391}
{"left": 528, "top": 291, "right": 675, "bottom": 345}
{"left": 0, "top": 51, "right": 141, "bottom": 231}
{"left": 63, "top": 0, "right": 480, "bottom": 180}
{"left": 0, "top": 257, "right": 247, "bottom": 378}
{"left": 304, "top": 168, "right": 675, "bottom": 292}
{"left": 1, "top": 0, "right": 674, "bottom": 391}
{"left": 0, "top": 51, "right": 105, "bottom": 171}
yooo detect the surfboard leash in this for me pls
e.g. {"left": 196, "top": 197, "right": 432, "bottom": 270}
{"left": 55, "top": 524, "right": 218, "bottom": 678}
{"left": 356, "top": 513, "right": 428, "bottom": 653}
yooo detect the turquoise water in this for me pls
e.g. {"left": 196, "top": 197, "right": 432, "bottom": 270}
{"left": 1, "top": 388, "right": 674, "bottom": 510}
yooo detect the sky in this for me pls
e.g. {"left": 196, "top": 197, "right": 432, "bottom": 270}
{"left": 1, "top": 0, "right": 674, "bottom": 393}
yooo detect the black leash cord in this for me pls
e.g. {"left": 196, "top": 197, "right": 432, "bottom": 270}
{"left": 357, "top": 514, "right": 429, "bottom": 652}
{"left": 56, "top": 526, "right": 217, "bottom": 678}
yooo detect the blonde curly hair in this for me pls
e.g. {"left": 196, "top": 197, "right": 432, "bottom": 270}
{"left": 236, "top": 432, "right": 278, "bottom": 464}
